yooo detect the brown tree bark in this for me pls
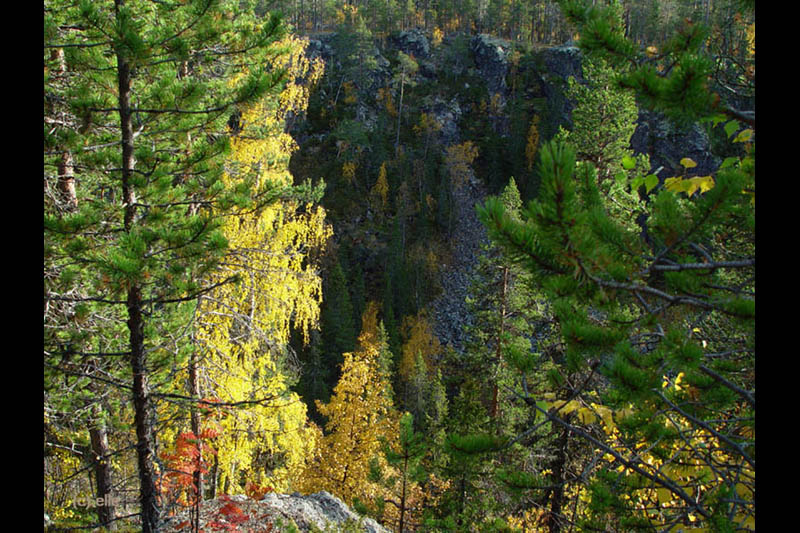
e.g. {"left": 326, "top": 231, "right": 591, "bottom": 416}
{"left": 545, "top": 425, "right": 570, "bottom": 533}
{"left": 115, "top": 1, "right": 160, "bottom": 529}
{"left": 189, "top": 350, "right": 203, "bottom": 533}
{"left": 57, "top": 151, "right": 78, "bottom": 210}
{"left": 89, "top": 418, "right": 116, "bottom": 530}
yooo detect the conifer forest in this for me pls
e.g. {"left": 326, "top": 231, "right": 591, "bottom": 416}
{"left": 44, "top": 1, "right": 755, "bottom": 531}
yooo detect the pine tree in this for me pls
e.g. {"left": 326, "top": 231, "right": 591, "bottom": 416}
{"left": 479, "top": 134, "right": 754, "bottom": 529}
{"left": 382, "top": 412, "right": 430, "bottom": 533}
{"left": 461, "top": 11, "right": 752, "bottom": 533}
{"left": 44, "top": 2, "right": 295, "bottom": 529}
{"left": 553, "top": 53, "right": 647, "bottom": 224}
{"left": 461, "top": 177, "right": 546, "bottom": 437}
{"left": 432, "top": 387, "right": 508, "bottom": 531}
{"left": 393, "top": 51, "right": 420, "bottom": 156}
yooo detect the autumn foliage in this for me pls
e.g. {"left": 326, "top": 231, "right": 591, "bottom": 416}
{"left": 299, "top": 304, "right": 399, "bottom": 508}
{"left": 159, "top": 429, "right": 219, "bottom": 508}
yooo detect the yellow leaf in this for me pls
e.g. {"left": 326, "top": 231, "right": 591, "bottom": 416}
{"left": 656, "top": 488, "right": 672, "bottom": 504}
{"left": 680, "top": 157, "right": 698, "bottom": 169}
{"left": 645, "top": 45, "right": 659, "bottom": 57}
{"left": 674, "top": 372, "right": 684, "bottom": 391}
{"left": 594, "top": 404, "right": 615, "bottom": 432}
{"left": 561, "top": 400, "right": 581, "bottom": 416}
{"left": 734, "top": 129, "right": 754, "bottom": 143}
{"left": 688, "top": 175, "right": 715, "bottom": 194}
{"left": 577, "top": 407, "right": 597, "bottom": 424}
{"left": 664, "top": 177, "right": 684, "bottom": 193}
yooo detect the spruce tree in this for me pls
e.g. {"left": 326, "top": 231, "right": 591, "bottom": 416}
{"left": 319, "top": 251, "right": 357, "bottom": 390}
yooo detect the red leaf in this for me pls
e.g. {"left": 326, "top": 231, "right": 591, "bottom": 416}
{"left": 218, "top": 502, "right": 245, "bottom": 518}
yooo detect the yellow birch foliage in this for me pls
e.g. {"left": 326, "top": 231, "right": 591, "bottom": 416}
{"left": 399, "top": 312, "right": 441, "bottom": 380}
{"left": 444, "top": 141, "right": 478, "bottom": 190}
{"left": 299, "top": 308, "right": 399, "bottom": 506}
{"left": 186, "top": 35, "right": 330, "bottom": 494}
{"left": 371, "top": 162, "right": 390, "bottom": 211}
{"left": 432, "top": 27, "right": 444, "bottom": 47}
{"left": 377, "top": 86, "right": 397, "bottom": 117}
{"left": 525, "top": 115, "right": 541, "bottom": 171}
{"left": 341, "top": 161, "right": 357, "bottom": 184}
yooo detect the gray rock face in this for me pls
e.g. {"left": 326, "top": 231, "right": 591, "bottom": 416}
{"left": 540, "top": 44, "right": 584, "bottom": 85}
{"left": 470, "top": 34, "right": 511, "bottom": 100}
{"left": 305, "top": 35, "right": 335, "bottom": 63}
{"left": 428, "top": 97, "right": 463, "bottom": 146}
{"left": 630, "top": 108, "right": 721, "bottom": 181}
{"left": 537, "top": 44, "right": 584, "bottom": 133}
{"left": 162, "top": 492, "right": 390, "bottom": 533}
{"left": 389, "top": 29, "right": 431, "bottom": 60}
{"left": 260, "top": 491, "right": 390, "bottom": 533}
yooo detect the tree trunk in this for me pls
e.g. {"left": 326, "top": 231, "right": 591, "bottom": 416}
{"left": 189, "top": 350, "right": 203, "bottom": 533}
{"left": 57, "top": 151, "right": 78, "bottom": 210}
{"left": 545, "top": 425, "right": 570, "bottom": 533}
{"left": 89, "top": 419, "right": 116, "bottom": 530}
{"left": 395, "top": 65, "right": 406, "bottom": 156}
{"left": 115, "top": 1, "right": 160, "bottom": 528}
{"left": 128, "top": 286, "right": 161, "bottom": 533}
{"left": 398, "top": 454, "right": 408, "bottom": 533}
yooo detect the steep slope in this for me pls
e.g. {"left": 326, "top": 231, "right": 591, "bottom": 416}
{"left": 288, "top": 28, "right": 724, "bottom": 365}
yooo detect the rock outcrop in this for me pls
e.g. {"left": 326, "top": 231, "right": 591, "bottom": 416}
{"left": 162, "top": 491, "right": 390, "bottom": 533}
{"left": 630, "top": 108, "right": 721, "bottom": 181}
{"left": 388, "top": 29, "right": 431, "bottom": 60}
{"left": 470, "top": 34, "right": 511, "bottom": 101}
{"left": 259, "top": 492, "right": 389, "bottom": 533}
{"left": 537, "top": 43, "right": 584, "bottom": 133}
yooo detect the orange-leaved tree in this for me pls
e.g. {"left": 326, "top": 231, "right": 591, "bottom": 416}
{"left": 299, "top": 303, "right": 399, "bottom": 511}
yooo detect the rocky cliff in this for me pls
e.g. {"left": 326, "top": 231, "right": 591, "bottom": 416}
{"left": 293, "top": 29, "right": 726, "bottom": 356}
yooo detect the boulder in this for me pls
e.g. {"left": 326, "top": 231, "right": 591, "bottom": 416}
{"left": 389, "top": 29, "right": 431, "bottom": 60}
{"left": 161, "top": 491, "right": 390, "bottom": 533}
{"left": 259, "top": 491, "right": 389, "bottom": 533}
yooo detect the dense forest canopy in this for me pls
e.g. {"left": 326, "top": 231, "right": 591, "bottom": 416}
{"left": 44, "top": 0, "right": 754, "bottom": 531}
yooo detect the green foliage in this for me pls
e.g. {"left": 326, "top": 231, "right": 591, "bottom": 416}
{"left": 44, "top": 1, "right": 322, "bottom": 528}
{"left": 557, "top": 0, "right": 741, "bottom": 127}
{"left": 320, "top": 252, "right": 357, "bottom": 388}
{"left": 479, "top": 102, "right": 754, "bottom": 533}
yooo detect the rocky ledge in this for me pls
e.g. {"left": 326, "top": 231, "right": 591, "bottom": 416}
{"left": 161, "top": 491, "right": 389, "bottom": 533}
